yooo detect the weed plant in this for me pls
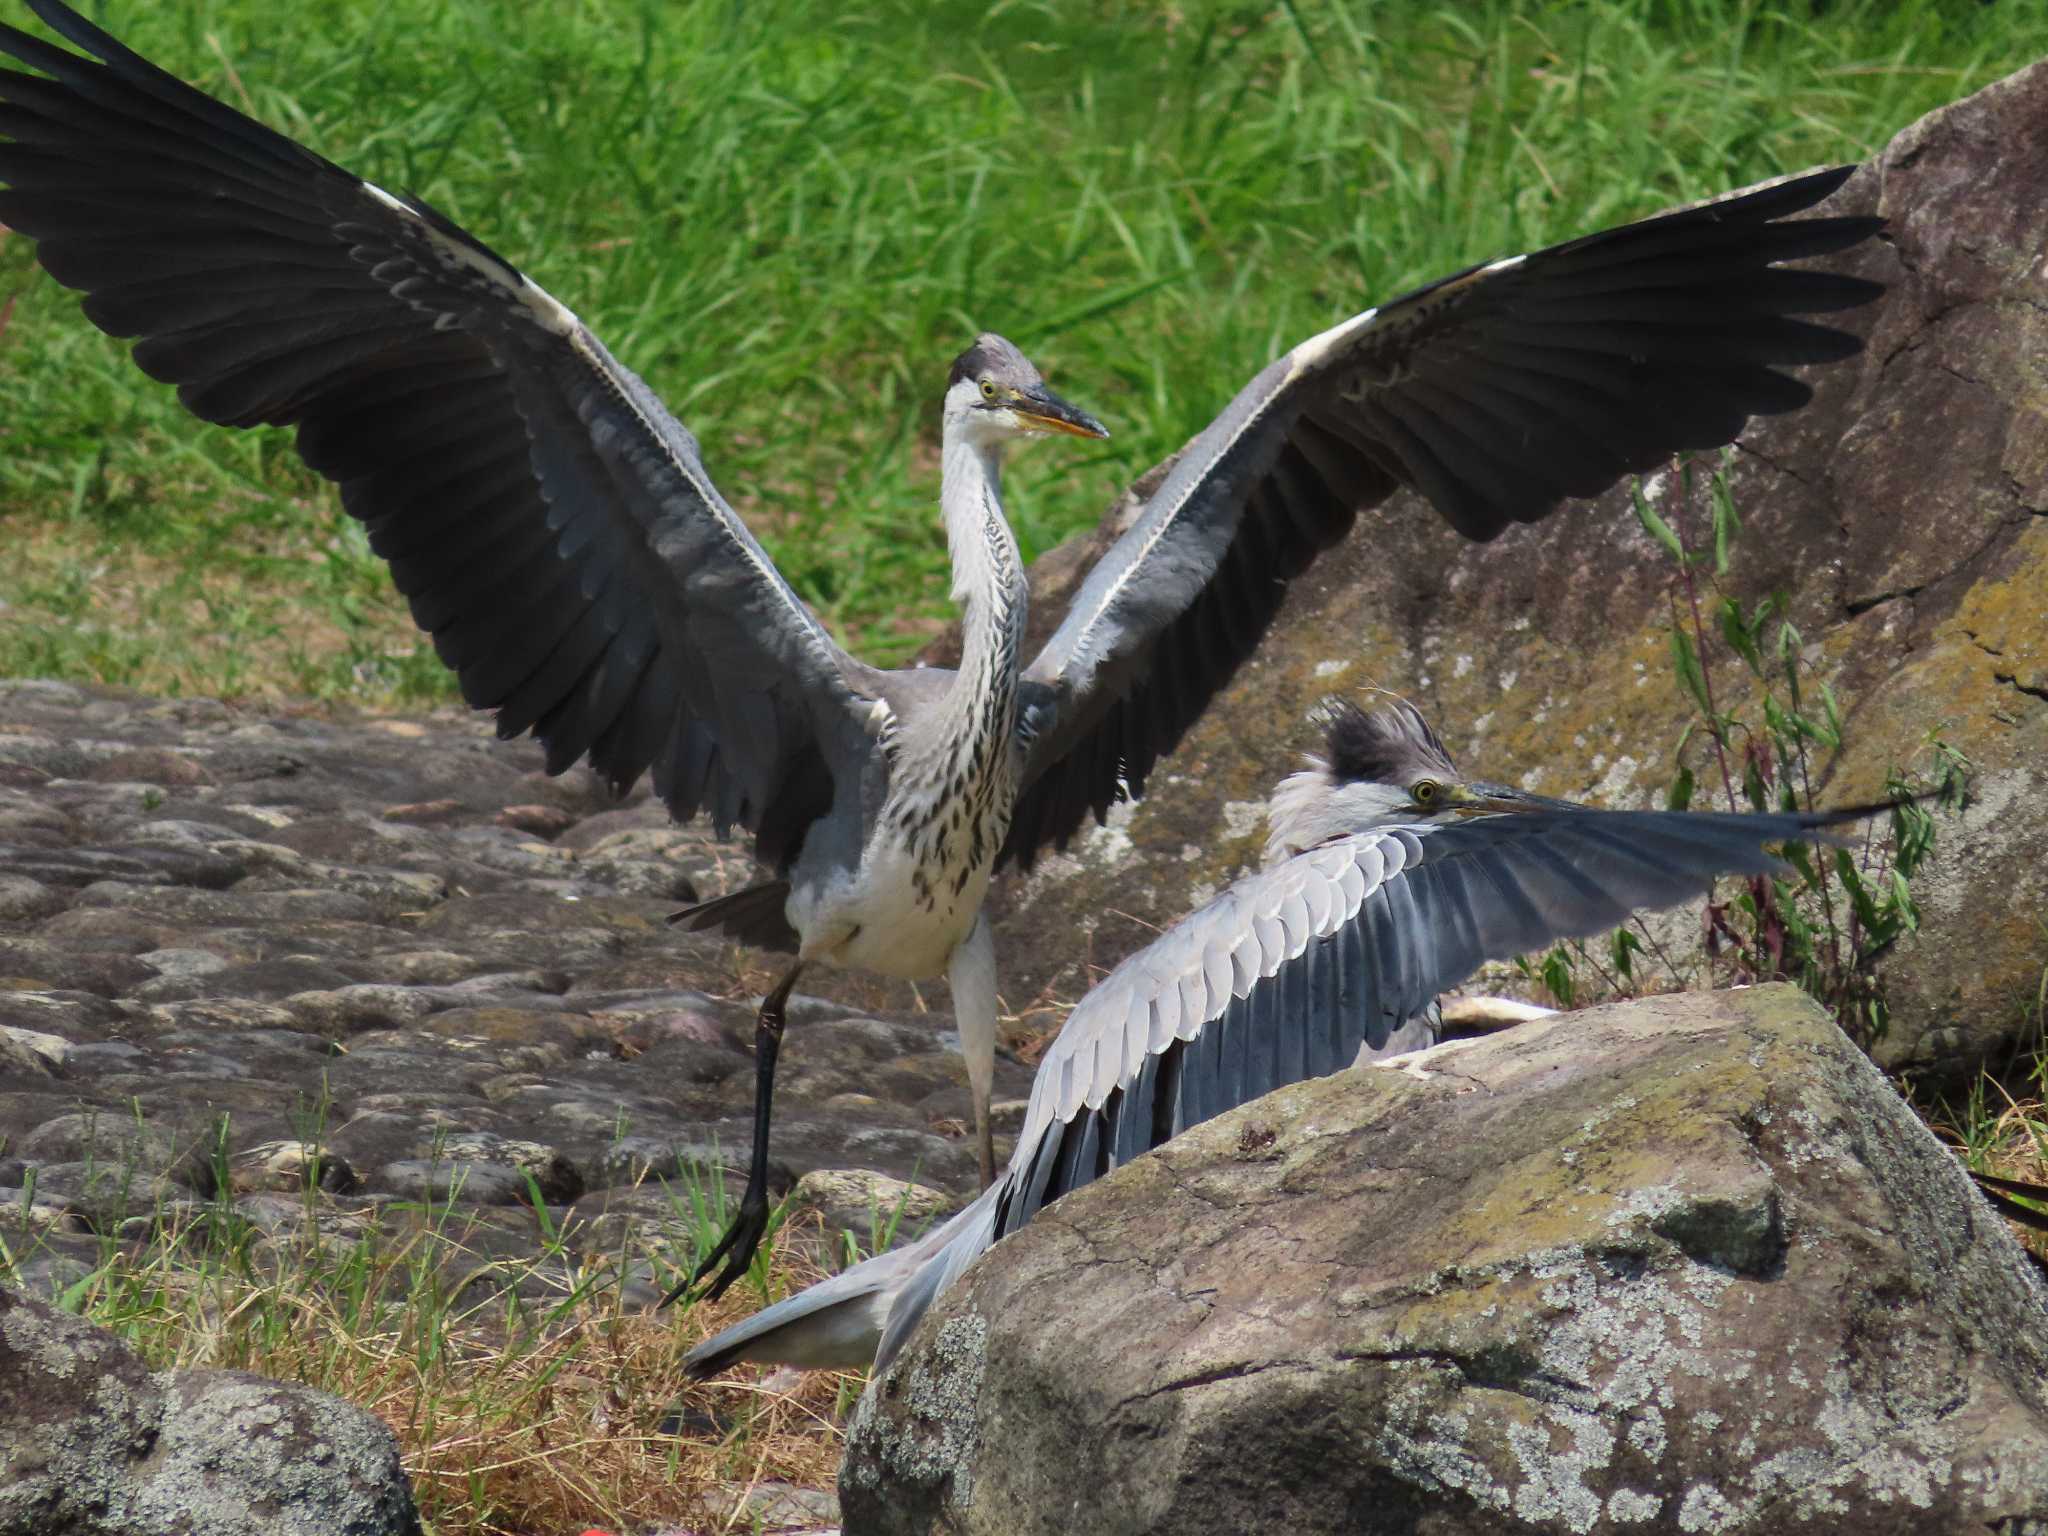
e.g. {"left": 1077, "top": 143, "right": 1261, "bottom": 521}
{"left": 0, "top": 1117, "right": 867, "bottom": 1536}
{"left": 1519, "top": 454, "right": 1969, "bottom": 1044}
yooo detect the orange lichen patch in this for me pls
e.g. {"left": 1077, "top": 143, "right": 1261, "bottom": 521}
{"left": 1939, "top": 518, "right": 2048, "bottom": 701}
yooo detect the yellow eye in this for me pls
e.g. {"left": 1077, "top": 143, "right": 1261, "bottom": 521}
{"left": 1411, "top": 779, "right": 1441, "bottom": 806}
{"left": 980, "top": 379, "right": 998, "bottom": 400}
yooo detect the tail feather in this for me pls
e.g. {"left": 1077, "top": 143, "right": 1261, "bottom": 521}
{"left": 682, "top": 1257, "right": 900, "bottom": 1379}
{"left": 669, "top": 880, "right": 799, "bottom": 952}
{"left": 685, "top": 1186, "right": 1003, "bottom": 1379}
{"left": 874, "top": 1186, "right": 1002, "bottom": 1373}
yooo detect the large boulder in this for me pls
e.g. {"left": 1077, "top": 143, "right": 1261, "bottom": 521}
{"left": 842, "top": 985, "right": 2048, "bottom": 1535}
{"left": 984, "top": 61, "right": 2048, "bottom": 1085}
{"left": 0, "top": 1286, "right": 421, "bottom": 1536}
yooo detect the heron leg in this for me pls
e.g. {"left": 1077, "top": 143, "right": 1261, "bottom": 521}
{"left": 665, "top": 960, "right": 805, "bottom": 1305}
{"left": 950, "top": 914, "right": 999, "bottom": 1190}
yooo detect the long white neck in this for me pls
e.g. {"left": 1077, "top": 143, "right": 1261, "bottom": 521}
{"left": 934, "top": 431, "right": 1028, "bottom": 743}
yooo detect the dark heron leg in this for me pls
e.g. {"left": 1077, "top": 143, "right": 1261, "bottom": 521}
{"left": 663, "top": 960, "right": 805, "bottom": 1305}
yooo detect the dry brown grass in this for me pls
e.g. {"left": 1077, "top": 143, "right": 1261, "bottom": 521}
{"left": 33, "top": 1193, "right": 861, "bottom": 1536}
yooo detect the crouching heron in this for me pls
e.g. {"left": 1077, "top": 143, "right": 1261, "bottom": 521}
{"left": 0, "top": 0, "right": 1884, "bottom": 1301}
{"left": 682, "top": 697, "right": 1906, "bottom": 1378}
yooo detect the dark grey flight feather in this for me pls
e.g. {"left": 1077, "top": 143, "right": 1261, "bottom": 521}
{"left": 1001, "top": 169, "right": 1883, "bottom": 870}
{"left": 0, "top": 0, "right": 877, "bottom": 880}
{"left": 0, "top": 0, "right": 1883, "bottom": 905}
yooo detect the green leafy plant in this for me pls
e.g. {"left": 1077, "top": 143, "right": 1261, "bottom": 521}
{"left": 1643, "top": 460, "right": 1967, "bottom": 1045}
{"left": 1524, "top": 455, "right": 1967, "bottom": 1047}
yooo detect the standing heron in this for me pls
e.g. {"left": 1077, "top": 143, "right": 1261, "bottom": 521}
{"left": 0, "top": 0, "right": 1885, "bottom": 1300}
{"left": 681, "top": 697, "right": 1906, "bottom": 1378}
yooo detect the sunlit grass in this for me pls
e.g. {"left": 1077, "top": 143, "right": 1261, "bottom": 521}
{"left": 0, "top": 0, "right": 2031, "bottom": 696}
{"left": 0, "top": 1149, "right": 877, "bottom": 1536}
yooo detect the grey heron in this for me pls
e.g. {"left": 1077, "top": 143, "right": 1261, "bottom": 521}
{"left": 682, "top": 697, "right": 1902, "bottom": 1378}
{"left": 0, "top": 0, "right": 1885, "bottom": 1301}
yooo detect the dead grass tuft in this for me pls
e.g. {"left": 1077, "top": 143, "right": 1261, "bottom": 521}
{"left": 8, "top": 1185, "right": 862, "bottom": 1536}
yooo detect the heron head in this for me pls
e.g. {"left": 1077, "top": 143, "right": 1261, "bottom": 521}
{"left": 1267, "top": 695, "right": 1560, "bottom": 861}
{"left": 945, "top": 333, "right": 1109, "bottom": 446}
{"left": 1264, "top": 695, "right": 1585, "bottom": 860}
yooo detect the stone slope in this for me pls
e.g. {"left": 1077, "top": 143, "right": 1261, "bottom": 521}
{"left": 0, "top": 678, "right": 1031, "bottom": 1296}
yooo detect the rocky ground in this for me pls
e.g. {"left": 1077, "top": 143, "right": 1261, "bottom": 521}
{"left": 0, "top": 677, "right": 1038, "bottom": 1306}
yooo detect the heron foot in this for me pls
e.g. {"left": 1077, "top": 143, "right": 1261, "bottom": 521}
{"left": 672, "top": 1192, "right": 774, "bottom": 1305}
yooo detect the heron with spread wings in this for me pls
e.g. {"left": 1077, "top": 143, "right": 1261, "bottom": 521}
{"left": 0, "top": 0, "right": 1883, "bottom": 1299}
{"left": 680, "top": 697, "right": 1914, "bottom": 1380}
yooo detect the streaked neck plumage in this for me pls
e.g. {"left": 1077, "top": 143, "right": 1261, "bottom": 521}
{"left": 884, "top": 422, "right": 1028, "bottom": 894}
{"left": 937, "top": 429, "right": 1029, "bottom": 743}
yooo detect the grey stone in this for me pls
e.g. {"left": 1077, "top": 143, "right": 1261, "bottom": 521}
{"left": 437, "top": 1131, "right": 584, "bottom": 1203}
{"left": 202, "top": 958, "right": 367, "bottom": 1002}
{"left": 575, "top": 854, "right": 698, "bottom": 900}
{"left": 378, "top": 1157, "right": 531, "bottom": 1205}
{"left": 0, "top": 876, "right": 65, "bottom": 921}
{"left": 22, "top": 1162, "right": 198, "bottom": 1228}
{"left": 25, "top": 907, "right": 181, "bottom": 955}
{"left": 844, "top": 987, "right": 2048, "bottom": 1535}
{"left": 283, "top": 984, "right": 438, "bottom": 1036}
{"left": 137, "top": 996, "right": 305, "bottom": 1034}
{"left": 18, "top": 1110, "right": 211, "bottom": 1187}
{"left": 789, "top": 1168, "right": 954, "bottom": 1259}
{"left": 634, "top": 1035, "right": 750, "bottom": 1086}
{"left": 361, "top": 948, "right": 484, "bottom": 985}
{"left": 73, "top": 884, "right": 377, "bottom": 925}
{"left": 0, "top": 940, "right": 152, "bottom": 995}
{"left": 135, "top": 947, "right": 230, "bottom": 981}
{"left": 552, "top": 801, "right": 673, "bottom": 854}
{"left": 0, "top": 1025, "right": 70, "bottom": 1073}
{"left": 0, "top": 729, "right": 94, "bottom": 780}
{"left": 0, "top": 990, "right": 120, "bottom": 1036}
{"left": 0, "top": 1286, "right": 421, "bottom": 1535}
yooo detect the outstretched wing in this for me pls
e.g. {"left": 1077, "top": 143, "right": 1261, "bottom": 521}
{"left": 0, "top": 0, "right": 875, "bottom": 868}
{"left": 1003, "top": 168, "right": 1882, "bottom": 867}
{"left": 993, "top": 799, "right": 1874, "bottom": 1239}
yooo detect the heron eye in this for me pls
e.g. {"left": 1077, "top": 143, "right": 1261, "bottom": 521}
{"left": 1411, "top": 779, "right": 1441, "bottom": 805}
{"left": 979, "top": 379, "right": 997, "bottom": 400}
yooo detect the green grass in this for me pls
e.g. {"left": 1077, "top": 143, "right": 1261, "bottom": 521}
{"left": 1, "top": 1138, "right": 870, "bottom": 1536}
{"left": 0, "top": 0, "right": 2030, "bottom": 698}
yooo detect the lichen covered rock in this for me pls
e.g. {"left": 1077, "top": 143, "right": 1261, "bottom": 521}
{"left": 0, "top": 1287, "right": 421, "bottom": 1536}
{"left": 842, "top": 986, "right": 2048, "bottom": 1535}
